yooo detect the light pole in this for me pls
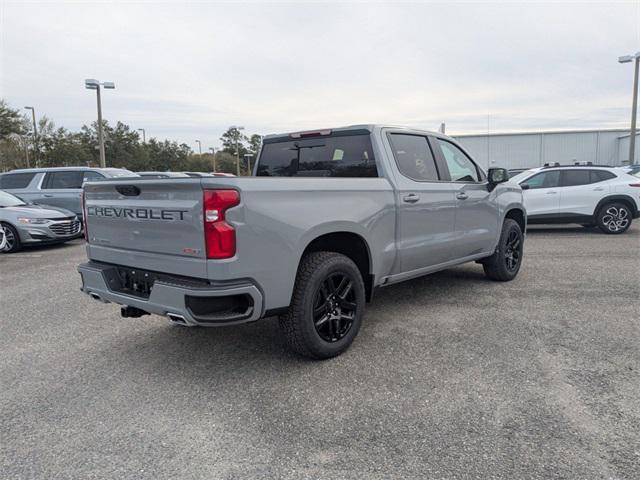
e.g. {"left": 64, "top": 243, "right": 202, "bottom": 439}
{"left": 243, "top": 153, "right": 253, "bottom": 175}
{"left": 209, "top": 147, "right": 216, "bottom": 172}
{"left": 24, "top": 106, "right": 38, "bottom": 167}
{"left": 85, "top": 79, "right": 115, "bottom": 168}
{"left": 195, "top": 139, "right": 202, "bottom": 155}
{"left": 137, "top": 128, "right": 146, "bottom": 143}
{"left": 229, "top": 125, "right": 245, "bottom": 175}
{"left": 619, "top": 52, "right": 640, "bottom": 164}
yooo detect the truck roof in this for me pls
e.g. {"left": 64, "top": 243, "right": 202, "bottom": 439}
{"left": 2, "top": 167, "right": 131, "bottom": 174}
{"left": 263, "top": 124, "right": 444, "bottom": 142}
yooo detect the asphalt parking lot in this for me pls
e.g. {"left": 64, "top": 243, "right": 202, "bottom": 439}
{"left": 1, "top": 225, "right": 639, "bottom": 479}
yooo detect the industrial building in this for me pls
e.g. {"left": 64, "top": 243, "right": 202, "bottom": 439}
{"left": 452, "top": 129, "right": 639, "bottom": 171}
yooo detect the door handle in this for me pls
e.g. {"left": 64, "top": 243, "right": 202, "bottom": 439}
{"left": 402, "top": 193, "right": 420, "bottom": 203}
{"left": 546, "top": 191, "right": 558, "bottom": 195}
{"left": 456, "top": 192, "right": 468, "bottom": 200}
{"left": 43, "top": 194, "right": 54, "bottom": 197}
{"left": 593, "top": 187, "right": 604, "bottom": 191}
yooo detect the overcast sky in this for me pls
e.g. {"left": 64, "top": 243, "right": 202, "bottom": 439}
{"left": 1, "top": 0, "right": 639, "bottom": 151}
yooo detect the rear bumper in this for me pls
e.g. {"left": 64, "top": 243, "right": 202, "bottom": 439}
{"left": 78, "top": 261, "right": 264, "bottom": 326}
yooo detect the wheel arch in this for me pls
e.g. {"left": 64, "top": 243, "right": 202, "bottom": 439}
{"left": 593, "top": 195, "right": 638, "bottom": 218}
{"left": 299, "top": 230, "right": 374, "bottom": 302}
{"left": 504, "top": 207, "right": 526, "bottom": 233}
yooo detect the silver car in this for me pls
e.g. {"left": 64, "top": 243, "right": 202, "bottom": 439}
{"left": 0, "top": 167, "right": 136, "bottom": 218}
{"left": 0, "top": 190, "right": 81, "bottom": 253}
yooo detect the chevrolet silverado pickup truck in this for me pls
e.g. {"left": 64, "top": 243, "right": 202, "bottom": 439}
{"left": 78, "top": 125, "right": 526, "bottom": 359}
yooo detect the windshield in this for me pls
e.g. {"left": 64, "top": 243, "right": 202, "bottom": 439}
{"left": 0, "top": 190, "right": 27, "bottom": 207}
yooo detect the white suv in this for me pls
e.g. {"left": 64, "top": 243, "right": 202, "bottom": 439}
{"left": 510, "top": 165, "right": 640, "bottom": 234}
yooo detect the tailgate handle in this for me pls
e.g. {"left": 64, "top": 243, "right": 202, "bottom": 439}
{"left": 116, "top": 185, "right": 141, "bottom": 196}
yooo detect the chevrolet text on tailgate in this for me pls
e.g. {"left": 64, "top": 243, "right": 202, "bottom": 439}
{"left": 79, "top": 125, "right": 526, "bottom": 359}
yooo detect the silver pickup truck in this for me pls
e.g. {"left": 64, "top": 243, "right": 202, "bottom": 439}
{"left": 78, "top": 125, "right": 526, "bottom": 359}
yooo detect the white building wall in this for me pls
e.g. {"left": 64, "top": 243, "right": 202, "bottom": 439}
{"left": 452, "top": 129, "right": 630, "bottom": 170}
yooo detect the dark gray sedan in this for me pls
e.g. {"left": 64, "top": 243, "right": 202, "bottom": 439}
{"left": 0, "top": 190, "right": 81, "bottom": 253}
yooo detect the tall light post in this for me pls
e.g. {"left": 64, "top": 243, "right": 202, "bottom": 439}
{"left": 619, "top": 52, "right": 640, "bottom": 164}
{"left": 229, "top": 125, "right": 245, "bottom": 175}
{"left": 85, "top": 79, "right": 115, "bottom": 168}
{"left": 137, "top": 128, "right": 146, "bottom": 143}
{"left": 24, "top": 106, "right": 38, "bottom": 167}
{"left": 209, "top": 147, "right": 216, "bottom": 172}
{"left": 243, "top": 153, "right": 253, "bottom": 175}
{"left": 195, "top": 139, "right": 202, "bottom": 155}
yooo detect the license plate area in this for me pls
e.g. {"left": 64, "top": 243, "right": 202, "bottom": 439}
{"left": 103, "top": 267, "right": 158, "bottom": 298}
{"left": 100, "top": 264, "right": 210, "bottom": 299}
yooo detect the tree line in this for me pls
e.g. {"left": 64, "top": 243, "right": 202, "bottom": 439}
{"left": 0, "top": 99, "right": 262, "bottom": 174}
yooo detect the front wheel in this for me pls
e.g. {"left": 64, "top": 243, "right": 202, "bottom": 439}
{"left": 482, "top": 219, "right": 524, "bottom": 281}
{"left": 597, "top": 202, "right": 632, "bottom": 234}
{"left": 0, "top": 223, "right": 21, "bottom": 253}
{"left": 279, "top": 252, "right": 365, "bottom": 359}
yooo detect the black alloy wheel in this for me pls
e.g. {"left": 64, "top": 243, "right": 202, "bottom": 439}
{"left": 312, "top": 272, "right": 358, "bottom": 342}
{"left": 504, "top": 229, "right": 521, "bottom": 272}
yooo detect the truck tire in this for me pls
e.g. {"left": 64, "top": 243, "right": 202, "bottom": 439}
{"left": 596, "top": 202, "right": 632, "bottom": 234}
{"left": 279, "top": 251, "right": 365, "bottom": 359}
{"left": 0, "top": 223, "right": 21, "bottom": 253}
{"left": 482, "top": 219, "right": 523, "bottom": 281}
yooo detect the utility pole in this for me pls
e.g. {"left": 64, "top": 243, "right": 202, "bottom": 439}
{"left": 619, "top": 52, "right": 640, "bottom": 164}
{"left": 195, "top": 139, "right": 202, "bottom": 155}
{"left": 24, "top": 107, "right": 38, "bottom": 167}
{"left": 209, "top": 147, "right": 216, "bottom": 172}
{"left": 137, "top": 128, "right": 146, "bottom": 143}
{"left": 85, "top": 79, "right": 115, "bottom": 168}
{"left": 244, "top": 153, "right": 253, "bottom": 175}
{"left": 230, "top": 125, "right": 245, "bottom": 176}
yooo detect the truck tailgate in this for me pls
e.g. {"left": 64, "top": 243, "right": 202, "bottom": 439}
{"left": 84, "top": 179, "right": 207, "bottom": 273}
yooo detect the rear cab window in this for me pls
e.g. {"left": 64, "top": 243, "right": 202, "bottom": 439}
{"left": 257, "top": 132, "right": 378, "bottom": 177}
{"left": 0, "top": 172, "right": 36, "bottom": 189}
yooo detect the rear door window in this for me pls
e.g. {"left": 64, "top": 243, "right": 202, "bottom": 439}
{"left": 561, "top": 170, "right": 591, "bottom": 187}
{"left": 0, "top": 172, "right": 36, "bottom": 189}
{"left": 388, "top": 134, "right": 440, "bottom": 181}
{"left": 257, "top": 134, "right": 378, "bottom": 177}
{"left": 43, "top": 171, "right": 84, "bottom": 189}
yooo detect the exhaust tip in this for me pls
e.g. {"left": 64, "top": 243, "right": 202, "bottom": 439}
{"left": 167, "top": 313, "right": 187, "bottom": 324}
{"left": 89, "top": 292, "right": 101, "bottom": 301}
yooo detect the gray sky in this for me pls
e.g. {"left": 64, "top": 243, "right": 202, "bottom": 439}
{"left": 1, "top": 0, "right": 639, "bottom": 151}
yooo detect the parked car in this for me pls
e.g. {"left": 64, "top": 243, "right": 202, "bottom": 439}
{"left": 0, "top": 190, "right": 81, "bottom": 253}
{"left": 78, "top": 125, "right": 526, "bottom": 359}
{"left": 509, "top": 165, "right": 640, "bottom": 234}
{"left": 618, "top": 164, "right": 640, "bottom": 176}
{"left": 0, "top": 167, "right": 137, "bottom": 217}
{"left": 137, "top": 172, "right": 191, "bottom": 179}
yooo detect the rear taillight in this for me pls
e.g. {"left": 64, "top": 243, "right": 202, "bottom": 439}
{"left": 81, "top": 191, "right": 88, "bottom": 241}
{"left": 203, "top": 189, "right": 240, "bottom": 259}
{"left": 629, "top": 183, "right": 640, "bottom": 187}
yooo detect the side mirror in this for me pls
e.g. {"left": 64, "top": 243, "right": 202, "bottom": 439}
{"left": 487, "top": 167, "right": 509, "bottom": 191}
{"left": 520, "top": 183, "right": 530, "bottom": 190}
